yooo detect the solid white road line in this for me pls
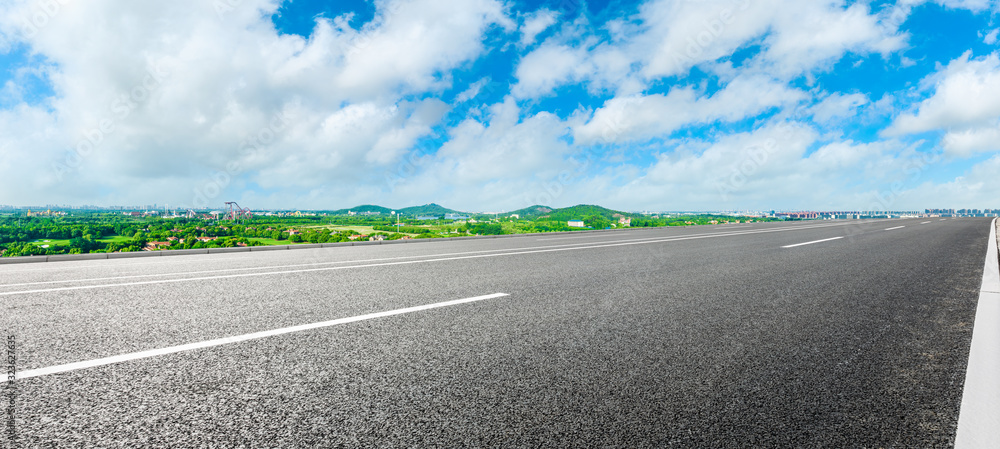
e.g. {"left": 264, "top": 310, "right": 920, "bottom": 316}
{"left": 0, "top": 222, "right": 874, "bottom": 297}
{"left": 0, "top": 292, "right": 509, "bottom": 383}
{"left": 955, "top": 219, "right": 1000, "bottom": 448}
{"left": 781, "top": 237, "right": 844, "bottom": 248}
{"left": 884, "top": 226, "right": 906, "bottom": 231}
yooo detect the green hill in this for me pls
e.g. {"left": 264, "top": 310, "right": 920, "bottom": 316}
{"left": 541, "top": 204, "right": 631, "bottom": 221}
{"left": 398, "top": 203, "right": 465, "bottom": 216}
{"left": 506, "top": 205, "right": 555, "bottom": 218}
{"left": 331, "top": 205, "right": 393, "bottom": 215}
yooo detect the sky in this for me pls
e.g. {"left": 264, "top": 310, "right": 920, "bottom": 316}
{"left": 0, "top": 0, "right": 998, "bottom": 212}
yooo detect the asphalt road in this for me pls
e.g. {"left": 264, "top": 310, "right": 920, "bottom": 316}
{"left": 0, "top": 218, "right": 993, "bottom": 447}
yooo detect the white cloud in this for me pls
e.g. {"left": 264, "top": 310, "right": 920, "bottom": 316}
{"left": 0, "top": 0, "right": 995, "bottom": 212}
{"left": 941, "top": 126, "right": 1000, "bottom": 155}
{"left": 0, "top": 0, "right": 512, "bottom": 208}
{"left": 511, "top": 41, "right": 592, "bottom": 98}
{"left": 646, "top": 0, "right": 906, "bottom": 78}
{"left": 810, "top": 92, "right": 869, "bottom": 123}
{"left": 889, "top": 52, "right": 1000, "bottom": 133}
{"left": 519, "top": 8, "right": 558, "bottom": 47}
{"left": 601, "top": 123, "right": 818, "bottom": 210}
{"left": 903, "top": 154, "right": 1000, "bottom": 207}
{"left": 932, "top": 0, "right": 1000, "bottom": 11}
{"left": 887, "top": 51, "right": 1000, "bottom": 156}
{"left": 455, "top": 77, "right": 490, "bottom": 103}
{"left": 573, "top": 75, "right": 807, "bottom": 145}
{"left": 385, "top": 97, "right": 578, "bottom": 211}
{"left": 512, "top": 0, "right": 907, "bottom": 99}
{"left": 985, "top": 28, "right": 999, "bottom": 45}
{"left": 590, "top": 121, "right": 938, "bottom": 211}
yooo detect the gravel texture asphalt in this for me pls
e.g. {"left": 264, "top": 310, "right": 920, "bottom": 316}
{"left": 0, "top": 218, "right": 993, "bottom": 447}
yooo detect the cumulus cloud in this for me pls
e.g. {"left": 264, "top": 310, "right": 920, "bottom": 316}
{"left": 388, "top": 97, "right": 578, "bottom": 211}
{"left": 596, "top": 121, "right": 939, "bottom": 211}
{"left": 0, "top": 0, "right": 512, "bottom": 208}
{"left": 519, "top": 8, "right": 559, "bottom": 47}
{"left": 809, "top": 92, "right": 869, "bottom": 123}
{"left": 903, "top": 153, "right": 1000, "bottom": 207}
{"left": 0, "top": 0, "right": 997, "bottom": 211}
{"left": 511, "top": 41, "right": 592, "bottom": 98}
{"left": 886, "top": 51, "right": 1000, "bottom": 156}
{"left": 984, "top": 28, "right": 999, "bottom": 45}
{"left": 573, "top": 75, "right": 807, "bottom": 145}
{"left": 513, "top": 0, "right": 908, "bottom": 99}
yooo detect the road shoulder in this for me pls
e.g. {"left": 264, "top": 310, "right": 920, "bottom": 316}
{"left": 955, "top": 218, "right": 1000, "bottom": 448}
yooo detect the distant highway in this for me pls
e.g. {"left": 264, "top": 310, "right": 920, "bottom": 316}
{"left": 1, "top": 218, "right": 994, "bottom": 447}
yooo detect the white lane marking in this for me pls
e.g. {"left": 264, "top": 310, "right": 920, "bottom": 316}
{"left": 0, "top": 223, "right": 872, "bottom": 297}
{"left": 0, "top": 234, "right": 709, "bottom": 288}
{"left": 0, "top": 220, "right": 876, "bottom": 288}
{"left": 956, "top": 218, "right": 1000, "bottom": 448}
{"left": 884, "top": 226, "right": 906, "bottom": 231}
{"left": 781, "top": 237, "right": 844, "bottom": 248}
{"left": 0, "top": 220, "right": 889, "bottom": 277}
{"left": 941, "top": 219, "right": 948, "bottom": 221}
{"left": 921, "top": 221, "right": 932, "bottom": 224}
{"left": 1, "top": 293, "right": 509, "bottom": 382}
{"left": 0, "top": 244, "right": 594, "bottom": 288}
{"left": 536, "top": 234, "right": 613, "bottom": 241}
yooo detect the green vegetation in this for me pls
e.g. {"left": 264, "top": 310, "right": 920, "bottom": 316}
{"left": 0, "top": 205, "right": 778, "bottom": 257}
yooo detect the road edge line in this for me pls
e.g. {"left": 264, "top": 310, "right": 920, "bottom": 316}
{"left": 955, "top": 218, "right": 1000, "bottom": 448}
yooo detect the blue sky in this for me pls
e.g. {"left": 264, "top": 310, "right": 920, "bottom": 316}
{"left": 0, "top": 0, "right": 999, "bottom": 212}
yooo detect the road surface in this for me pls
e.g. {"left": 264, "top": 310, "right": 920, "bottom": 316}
{"left": 1, "top": 218, "right": 994, "bottom": 447}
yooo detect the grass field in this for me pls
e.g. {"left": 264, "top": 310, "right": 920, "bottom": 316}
{"left": 30, "top": 239, "right": 70, "bottom": 247}
{"left": 306, "top": 225, "right": 426, "bottom": 236}
{"left": 305, "top": 225, "right": 378, "bottom": 233}
{"left": 99, "top": 235, "right": 132, "bottom": 244}
{"left": 248, "top": 238, "right": 290, "bottom": 246}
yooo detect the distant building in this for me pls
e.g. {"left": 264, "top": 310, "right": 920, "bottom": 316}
{"left": 568, "top": 220, "right": 585, "bottom": 228}
{"left": 618, "top": 217, "right": 631, "bottom": 227}
{"left": 509, "top": 214, "right": 520, "bottom": 219}
{"left": 144, "top": 241, "right": 172, "bottom": 251}
{"left": 776, "top": 212, "right": 819, "bottom": 219}
{"left": 445, "top": 213, "right": 470, "bottom": 220}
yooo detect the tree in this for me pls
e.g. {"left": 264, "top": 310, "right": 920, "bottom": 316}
{"left": 584, "top": 215, "right": 611, "bottom": 229}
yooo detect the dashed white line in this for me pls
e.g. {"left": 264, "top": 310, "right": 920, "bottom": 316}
{"left": 1, "top": 292, "right": 510, "bottom": 382}
{"left": 885, "top": 226, "right": 906, "bottom": 231}
{"left": 921, "top": 221, "right": 932, "bottom": 224}
{"left": 781, "top": 237, "right": 844, "bottom": 248}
